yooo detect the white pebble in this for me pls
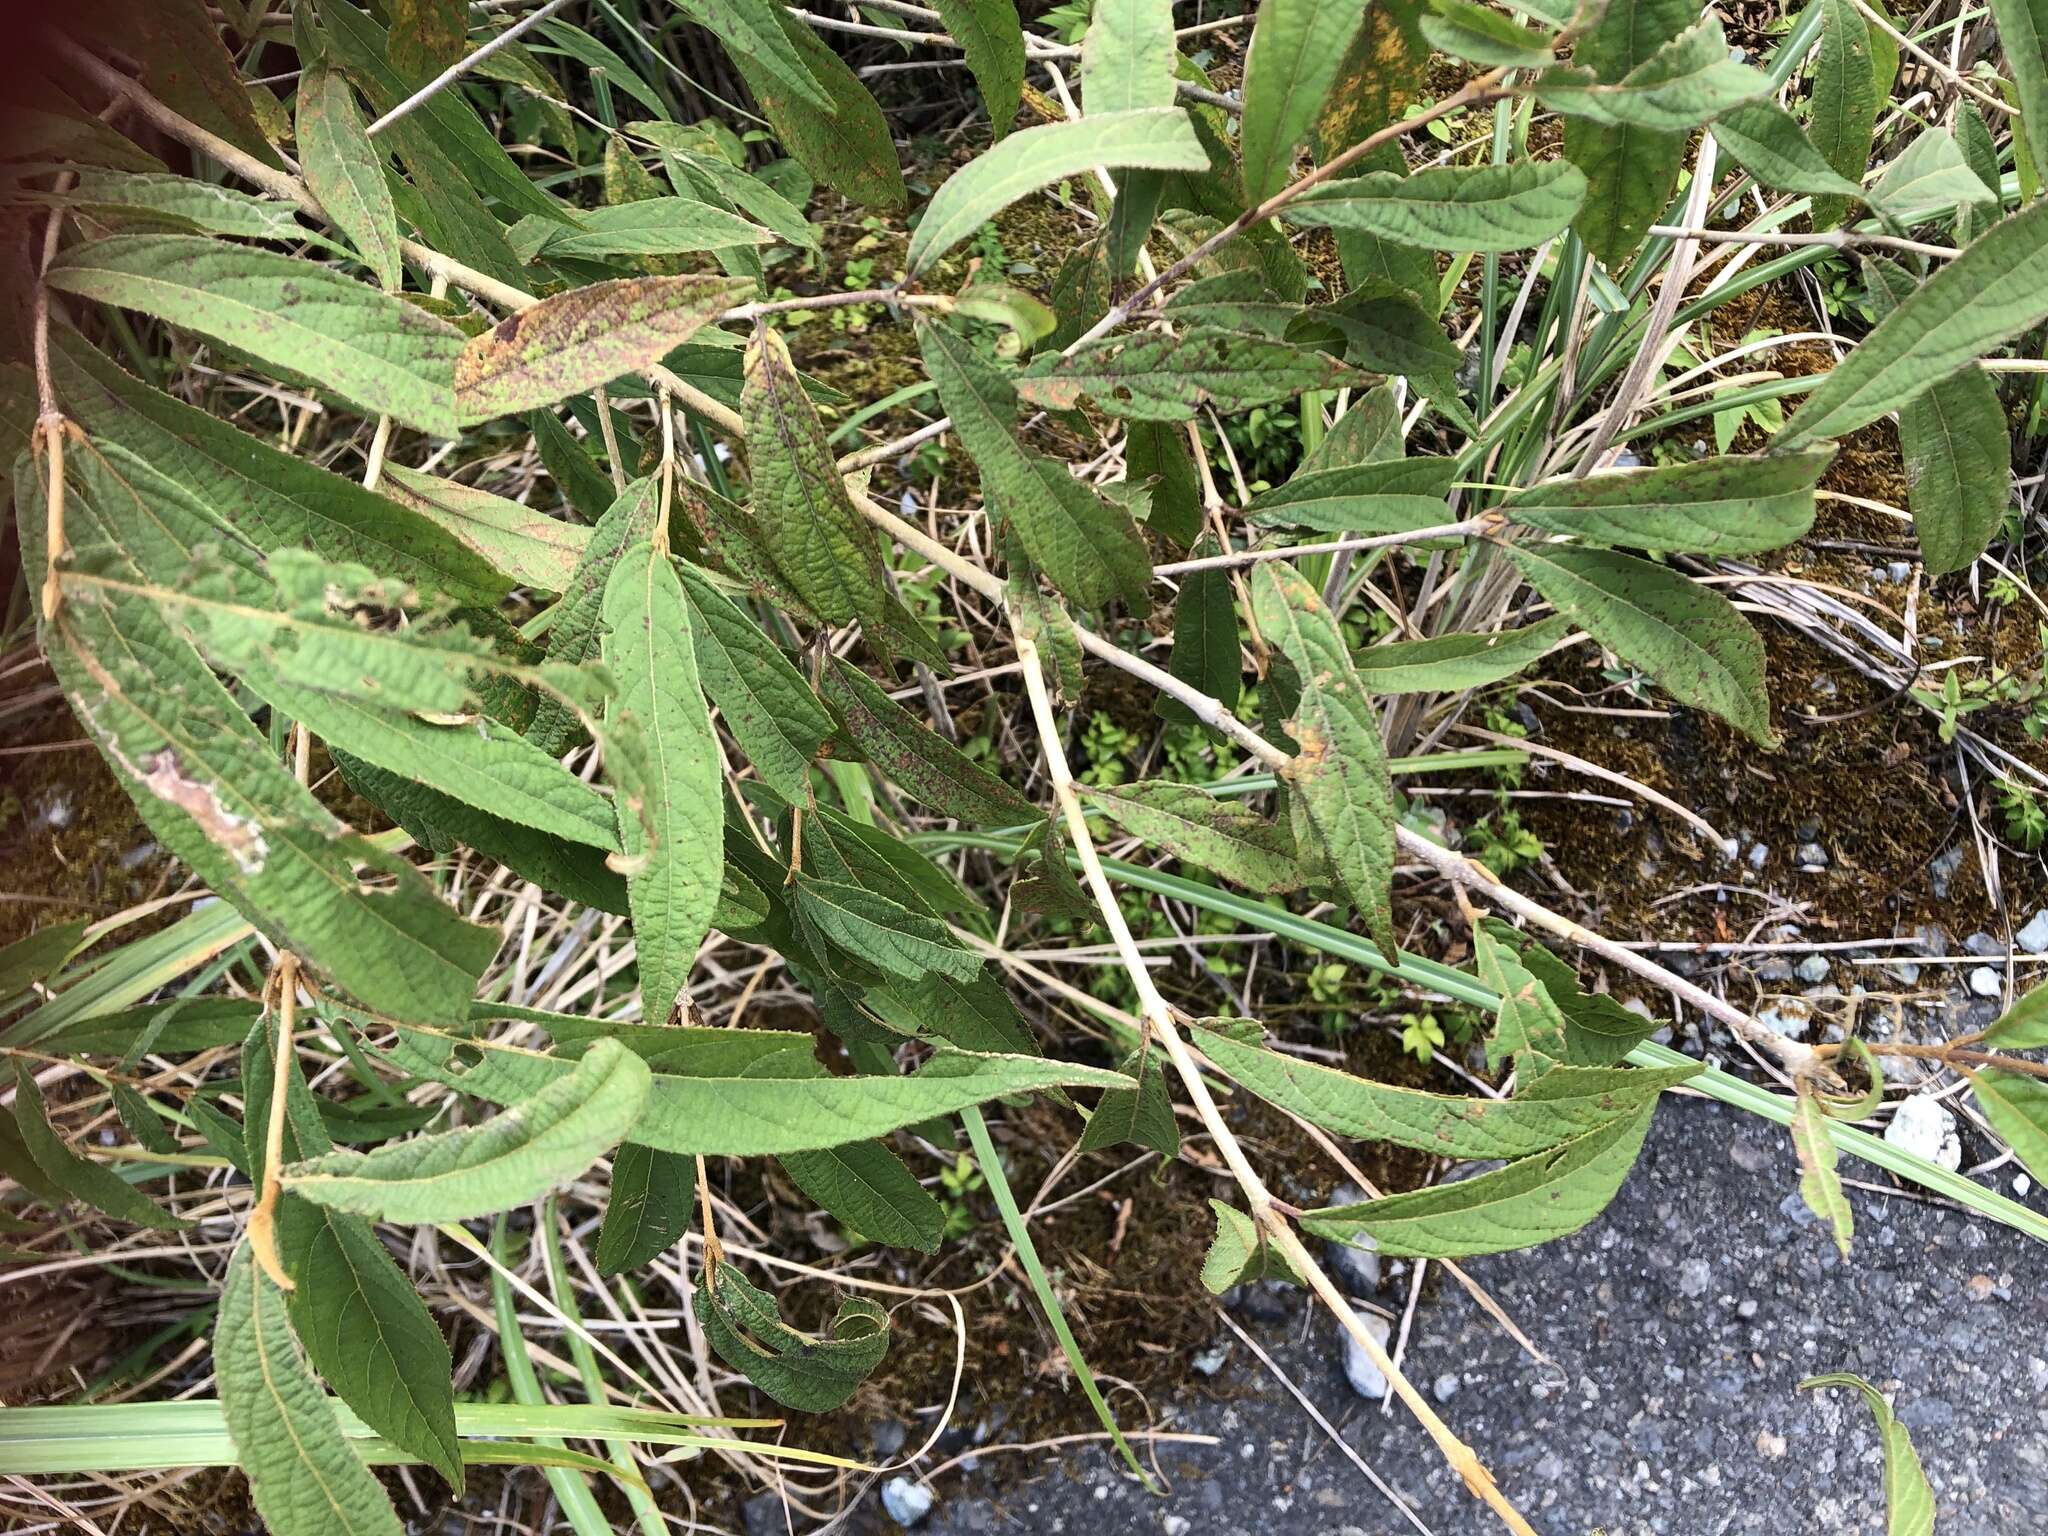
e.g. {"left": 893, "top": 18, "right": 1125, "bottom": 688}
{"left": 1341, "top": 1311, "right": 1394, "bottom": 1400}
{"left": 1884, "top": 1095, "right": 1962, "bottom": 1172}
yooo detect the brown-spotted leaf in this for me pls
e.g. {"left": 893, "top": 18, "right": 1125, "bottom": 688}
{"left": 388, "top": 0, "right": 470, "bottom": 78}
{"left": 455, "top": 275, "right": 752, "bottom": 423}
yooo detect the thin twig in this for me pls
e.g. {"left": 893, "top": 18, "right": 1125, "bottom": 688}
{"left": 365, "top": 0, "right": 577, "bottom": 138}
{"left": 1646, "top": 224, "right": 1960, "bottom": 260}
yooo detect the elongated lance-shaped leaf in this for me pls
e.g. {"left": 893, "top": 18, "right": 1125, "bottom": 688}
{"left": 242, "top": 1021, "right": 464, "bottom": 1491}
{"left": 601, "top": 540, "right": 725, "bottom": 1021}
{"left": 25, "top": 169, "right": 316, "bottom": 245}
{"left": 906, "top": 108, "right": 1206, "bottom": 273}
{"left": 695, "top": 1260, "right": 890, "bottom": 1411}
{"left": 1969, "top": 1070, "right": 2048, "bottom": 1184}
{"left": 1982, "top": 983, "right": 2048, "bottom": 1050}
{"left": 1157, "top": 535, "right": 1241, "bottom": 726}
{"left": 1300, "top": 1102, "right": 1659, "bottom": 1257}
{"left": 1238, "top": 0, "right": 1371, "bottom": 206}
{"left": 1246, "top": 456, "right": 1458, "bottom": 532}
{"left": 1284, "top": 161, "right": 1587, "bottom": 251}
{"left": 1017, "top": 327, "right": 1367, "bottom": 420}
{"left": 792, "top": 876, "right": 983, "bottom": 982}
{"left": 1420, "top": 0, "right": 1555, "bottom": 67}
{"left": 1809, "top": 0, "right": 1884, "bottom": 229}
{"left": 1250, "top": 562, "right": 1399, "bottom": 962}
{"left": 1489, "top": 923, "right": 1661, "bottom": 1066}
{"left": 1350, "top": 617, "right": 1570, "bottom": 694}
{"left": 824, "top": 657, "right": 1037, "bottom": 823}
{"left": 1992, "top": 0, "right": 2048, "bottom": 185}
{"left": 0, "top": 919, "right": 89, "bottom": 1000}
{"left": 1536, "top": 17, "right": 1771, "bottom": 131}
{"left": 215, "top": 1244, "right": 405, "bottom": 1536}
{"left": 778, "top": 1140, "right": 946, "bottom": 1253}
{"left": 1560, "top": 0, "right": 1690, "bottom": 266}
{"left": 18, "top": 455, "right": 499, "bottom": 1026}
{"left": 388, "top": 1029, "right": 1135, "bottom": 1156}
{"left": 11, "top": 1062, "right": 186, "bottom": 1230}
{"left": 1192, "top": 1022, "right": 1697, "bottom": 1159}
{"left": 1776, "top": 197, "right": 2048, "bottom": 449}
{"left": 1202, "top": 1199, "right": 1304, "bottom": 1291}
{"left": 507, "top": 197, "right": 771, "bottom": 262}
{"left": 1083, "top": 0, "right": 1176, "bottom": 112}
{"left": 932, "top": 0, "right": 1025, "bottom": 138}
{"left": 1081, "top": 782, "right": 1304, "bottom": 893}
{"left": 1076, "top": 1047, "right": 1181, "bottom": 1156}
{"left": 1711, "top": 100, "right": 1867, "bottom": 201}
{"left": 1861, "top": 257, "right": 2010, "bottom": 574}
{"left": 45, "top": 236, "right": 462, "bottom": 436}
{"left": 675, "top": 0, "right": 831, "bottom": 110}
{"left": 283, "top": 1039, "right": 650, "bottom": 1223}
{"left": 596, "top": 1143, "right": 697, "bottom": 1275}
{"left": 1792, "top": 1085, "right": 1855, "bottom": 1256}
{"left": 376, "top": 463, "right": 590, "bottom": 595}
{"left": 297, "top": 67, "right": 401, "bottom": 291}
{"left": 673, "top": 559, "right": 835, "bottom": 800}
{"left": 724, "top": 3, "right": 907, "bottom": 211}
{"left": 1797, "top": 1375, "right": 1936, "bottom": 1536}
{"left": 1507, "top": 541, "right": 1775, "bottom": 747}
{"left": 1867, "top": 125, "right": 1994, "bottom": 224}
{"left": 1501, "top": 448, "right": 1832, "bottom": 554}
{"left": 525, "top": 477, "right": 657, "bottom": 756}
{"left": 917, "top": 317, "right": 1152, "bottom": 613}
{"left": 1474, "top": 925, "right": 1568, "bottom": 1072}
{"left": 456, "top": 275, "right": 750, "bottom": 423}
{"left": 742, "top": 325, "right": 891, "bottom": 624}
{"left": 50, "top": 333, "right": 506, "bottom": 603}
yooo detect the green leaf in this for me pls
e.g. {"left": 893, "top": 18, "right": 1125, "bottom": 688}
{"left": 917, "top": 318, "right": 1152, "bottom": 614}
{"left": 1501, "top": 448, "right": 1832, "bottom": 554}
{"left": 456, "top": 275, "right": 750, "bottom": 423}
{"left": 388, "top": 0, "right": 468, "bottom": 75}
{"left": 1076, "top": 1047, "right": 1181, "bottom": 1157}
{"left": 779, "top": 1140, "right": 945, "bottom": 1252}
{"left": 1776, "top": 197, "right": 2048, "bottom": 451}
{"left": 1126, "top": 418, "right": 1204, "bottom": 546}
{"left": 396, "top": 1030, "right": 1132, "bottom": 1156}
{"left": 11, "top": 1062, "right": 185, "bottom": 1230}
{"left": 1250, "top": 561, "right": 1399, "bottom": 962}
{"left": 1712, "top": 100, "right": 1867, "bottom": 201}
{"left": 27, "top": 169, "right": 314, "bottom": 244}
{"left": 1018, "top": 327, "right": 1365, "bottom": 420}
{"left": 1201, "top": 1199, "right": 1303, "bottom": 1292}
{"left": 1537, "top": 17, "right": 1770, "bottom": 131}
{"left": 693, "top": 1261, "right": 889, "bottom": 1411}
{"left": 1809, "top": 0, "right": 1882, "bottom": 229}
{"left": 1083, "top": 0, "right": 1177, "bottom": 113}
{"left": 866, "top": 970, "right": 1040, "bottom": 1056}
{"left": 1419, "top": 0, "right": 1555, "bottom": 68}
{"left": 283, "top": 1039, "right": 651, "bottom": 1223}
{"left": 0, "top": 920, "right": 90, "bottom": 1000}
{"left": 215, "top": 1244, "right": 404, "bottom": 1536}
{"left": 1314, "top": 286, "right": 1465, "bottom": 398}
{"left": 742, "top": 325, "right": 891, "bottom": 624}
{"left": 19, "top": 458, "right": 499, "bottom": 1026}
{"left": 1970, "top": 1070, "right": 2048, "bottom": 1184}
{"left": 1474, "top": 925, "right": 1568, "bottom": 1071}
{"left": 1506, "top": 542, "right": 1774, "bottom": 746}
{"left": 1982, "top": 983, "right": 2048, "bottom": 1049}
{"left": 297, "top": 68, "right": 401, "bottom": 292}
{"left": 676, "top": 0, "right": 831, "bottom": 111}
{"left": 51, "top": 334, "right": 506, "bottom": 603}
{"left": 726, "top": 4, "right": 907, "bottom": 210}
{"left": 1350, "top": 617, "right": 1570, "bottom": 693}
{"left": 792, "top": 877, "right": 982, "bottom": 982}
{"left": 1081, "top": 781, "right": 1303, "bottom": 892}
{"left": 508, "top": 198, "right": 771, "bottom": 262}
{"left": 906, "top": 108, "right": 1207, "bottom": 274}
{"left": 1301, "top": 1103, "right": 1658, "bottom": 1257}
{"left": 824, "top": 658, "right": 1036, "bottom": 824}
{"left": 1792, "top": 1085, "right": 1854, "bottom": 1256}
{"left": 602, "top": 540, "right": 726, "bottom": 1020}
{"left": 1558, "top": 0, "right": 1691, "bottom": 266}
{"left": 1992, "top": 0, "right": 2048, "bottom": 188}
{"left": 1285, "top": 161, "right": 1587, "bottom": 252}
{"left": 673, "top": 561, "right": 834, "bottom": 799}
{"left": 377, "top": 464, "right": 589, "bottom": 595}
{"left": 1870, "top": 126, "right": 1997, "bottom": 224}
{"left": 1862, "top": 257, "right": 2010, "bottom": 575}
{"left": 933, "top": 0, "right": 1026, "bottom": 138}
{"left": 1797, "top": 1375, "right": 1936, "bottom": 1536}
{"left": 596, "top": 1143, "right": 696, "bottom": 1275}
{"left": 1193, "top": 1021, "right": 1694, "bottom": 1159}
{"left": 524, "top": 477, "right": 658, "bottom": 755}
{"left": 1158, "top": 537, "right": 1241, "bottom": 727}
{"left": 1238, "top": 0, "right": 1372, "bottom": 206}
{"left": 1501, "top": 931, "right": 1661, "bottom": 1065}
{"left": 1246, "top": 457, "right": 1458, "bottom": 532}
{"left": 46, "top": 236, "right": 462, "bottom": 436}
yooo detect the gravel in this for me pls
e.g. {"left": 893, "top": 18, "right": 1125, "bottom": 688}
{"left": 1885, "top": 1096, "right": 1963, "bottom": 1172}
{"left": 1968, "top": 966, "right": 2004, "bottom": 999}
{"left": 888, "top": 1101, "right": 2047, "bottom": 1536}
{"left": 882, "top": 1476, "right": 936, "bottom": 1527}
{"left": 1340, "top": 1311, "right": 1393, "bottom": 1400}
{"left": 2018, "top": 910, "right": 2048, "bottom": 955}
